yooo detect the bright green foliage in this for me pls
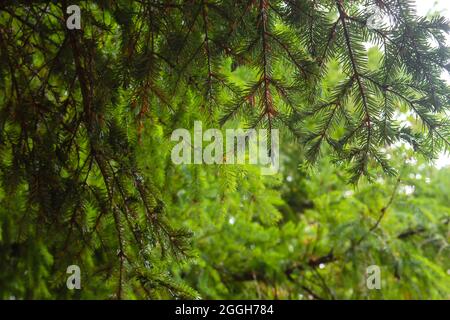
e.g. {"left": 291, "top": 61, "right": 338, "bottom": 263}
{"left": 0, "top": 0, "right": 449, "bottom": 299}
{"left": 172, "top": 146, "right": 450, "bottom": 299}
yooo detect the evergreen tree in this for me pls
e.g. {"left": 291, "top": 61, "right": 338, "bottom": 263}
{"left": 0, "top": 0, "right": 448, "bottom": 299}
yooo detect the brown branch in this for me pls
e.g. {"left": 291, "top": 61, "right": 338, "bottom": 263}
{"left": 355, "top": 173, "right": 402, "bottom": 246}
{"left": 259, "top": 0, "right": 274, "bottom": 130}
{"left": 336, "top": 0, "right": 372, "bottom": 159}
{"left": 201, "top": 0, "right": 213, "bottom": 100}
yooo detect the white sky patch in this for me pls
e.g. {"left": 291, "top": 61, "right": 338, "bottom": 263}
{"left": 400, "top": 185, "right": 415, "bottom": 195}
{"left": 393, "top": 110, "right": 413, "bottom": 128}
{"left": 343, "top": 190, "right": 354, "bottom": 197}
{"left": 435, "top": 151, "right": 450, "bottom": 169}
{"left": 415, "top": 0, "right": 449, "bottom": 17}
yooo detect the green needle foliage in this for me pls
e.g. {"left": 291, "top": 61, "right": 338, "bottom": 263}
{"left": 0, "top": 0, "right": 449, "bottom": 299}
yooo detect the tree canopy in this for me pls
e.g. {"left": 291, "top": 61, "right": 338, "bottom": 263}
{"left": 0, "top": 0, "right": 449, "bottom": 299}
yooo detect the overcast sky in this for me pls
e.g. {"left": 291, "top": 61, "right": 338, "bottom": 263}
{"left": 416, "top": 0, "right": 448, "bottom": 16}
